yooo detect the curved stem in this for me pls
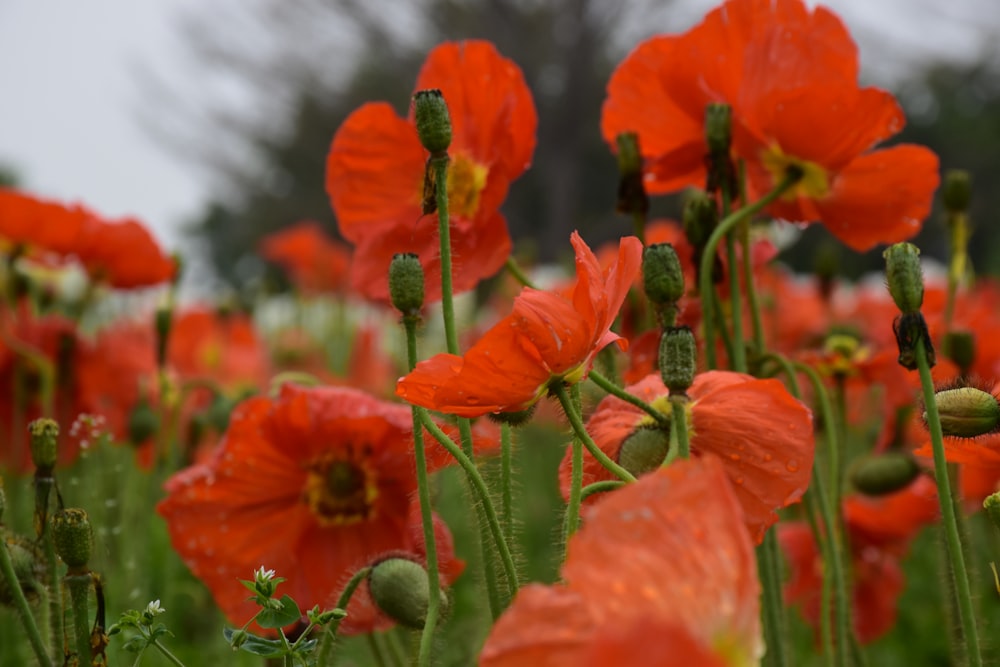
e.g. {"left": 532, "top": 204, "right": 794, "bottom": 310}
{"left": 551, "top": 383, "right": 635, "bottom": 483}
{"left": 581, "top": 480, "right": 625, "bottom": 501}
{"left": 504, "top": 257, "right": 537, "bottom": 290}
{"left": 700, "top": 172, "right": 801, "bottom": 369}
{"left": 917, "top": 341, "right": 983, "bottom": 667}
{"left": 151, "top": 639, "right": 187, "bottom": 666}
{"left": 0, "top": 536, "right": 53, "bottom": 667}
{"left": 317, "top": 566, "right": 371, "bottom": 665}
{"left": 588, "top": 370, "right": 669, "bottom": 427}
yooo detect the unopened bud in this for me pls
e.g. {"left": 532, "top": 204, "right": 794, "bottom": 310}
{"left": 850, "top": 452, "right": 922, "bottom": 496}
{"left": 931, "top": 386, "right": 1000, "bottom": 438}
{"left": 642, "top": 244, "right": 684, "bottom": 308}
{"left": 943, "top": 170, "right": 972, "bottom": 214}
{"left": 128, "top": 399, "right": 160, "bottom": 445}
{"left": 942, "top": 331, "right": 975, "bottom": 374}
{"left": 368, "top": 557, "right": 447, "bottom": 630}
{"left": 618, "top": 426, "right": 670, "bottom": 477}
{"left": 615, "top": 132, "right": 648, "bottom": 217}
{"left": 413, "top": 90, "right": 452, "bottom": 155}
{"left": 616, "top": 132, "right": 642, "bottom": 177}
{"left": 487, "top": 404, "right": 537, "bottom": 427}
{"left": 29, "top": 418, "right": 59, "bottom": 473}
{"left": 705, "top": 103, "right": 732, "bottom": 157}
{"left": 155, "top": 306, "right": 172, "bottom": 369}
{"left": 682, "top": 192, "right": 718, "bottom": 248}
{"left": 659, "top": 327, "right": 696, "bottom": 395}
{"left": 52, "top": 508, "right": 92, "bottom": 573}
{"left": 0, "top": 532, "right": 44, "bottom": 605}
{"left": 389, "top": 253, "right": 425, "bottom": 316}
{"left": 984, "top": 492, "right": 1000, "bottom": 532}
{"left": 883, "top": 243, "right": 924, "bottom": 314}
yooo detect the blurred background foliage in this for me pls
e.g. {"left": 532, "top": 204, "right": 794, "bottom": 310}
{"left": 141, "top": 0, "right": 999, "bottom": 293}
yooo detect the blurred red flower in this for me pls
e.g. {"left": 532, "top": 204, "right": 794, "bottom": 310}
{"left": 560, "top": 370, "right": 814, "bottom": 543}
{"left": 259, "top": 221, "right": 352, "bottom": 295}
{"left": 480, "top": 457, "right": 761, "bottom": 666}
{"left": 779, "top": 476, "right": 939, "bottom": 644}
{"left": 157, "top": 384, "right": 465, "bottom": 633}
{"left": 326, "top": 40, "right": 536, "bottom": 303}
{"left": 396, "top": 232, "right": 642, "bottom": 417}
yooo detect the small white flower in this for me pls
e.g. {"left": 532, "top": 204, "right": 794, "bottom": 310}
{"left": 255, "top": 566, "right": 277, "bottom": 584}
{"left": 145, "top": 600, "right": 165, "bottom": 616}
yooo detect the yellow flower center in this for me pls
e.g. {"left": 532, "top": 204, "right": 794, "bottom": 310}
{"left": 819, "top": 333, "right": 870, "bottom": 378}
{"left": 761, "top": 144, "right": 829, "bottom": 200}
{"left": 303, "top": 455, "right": 378, "bottom": 526}
{"left": 447, "top": 154, "right": 489, "bottom": 218}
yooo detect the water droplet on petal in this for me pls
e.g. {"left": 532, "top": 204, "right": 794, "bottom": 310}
{"left": 786, "top": 459, "right": 799, "bottom": 473}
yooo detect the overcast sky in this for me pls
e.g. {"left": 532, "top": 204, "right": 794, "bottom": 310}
{"left": 0, "top": 0, "right": 993, "bottom": 251}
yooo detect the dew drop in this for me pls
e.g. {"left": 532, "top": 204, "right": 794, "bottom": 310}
{"left": 786, "top": 459, "right": 799, "bottom": 473}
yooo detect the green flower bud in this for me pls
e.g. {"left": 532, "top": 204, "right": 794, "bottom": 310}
{"left": 413, "top": 89, "right": 452, "bottom": 155}
{"left": 618, "top": 426, "right": 671, "bottom": 477}
{"left": 984, "top": 492, "right": 1000, "bottom": 532}
{"left": 615, "top": 132, "right": 648, "bottom": 217}
{"left": 642, "top": 244, "right": 684, "bottom": 308}
{"left": 52, "top": 508, "right": 92, "bottom": 573}
{"left": 486, "top": 404, "right": 538, "bottom": 427}
{"left": 943, "top": 170, "right": 972, "bottom": 214}
{"left": 682, "top": 191, "right": 718, "bottom": 248}
{"left": 883, "top": 243, "right": 924, "bottom": 314}
{"left": 128, "top": 399, "right": 160, "bottom": 445}
{"left": 29, "top": 418, "right": 59, "bottom": 474}
{"left": 155, "top": 306, "right": 173, "bottom": 369}
{"left": 0, "top": 531, "right": 45, "bottom": 605}
{"left": 931, "top": 386, "right": 1000, "bottom": 438}
{"left": 705, "top": 103, "right": 732, "bottom": 157}
{"left": 615, "top": 132, "right": 642, "bottom": 177}
{"left": 942, "top": 331, "right": 975, "bottom": 374}
{"left": 368, "top": 557, "right": 448, "bottom": 630}
{"left": 388, "top": 253, "right": 425, "bottom": 317}
{"left": 850, "top": 452, "right": 922, "bottom": 496}
{"left": 659, "top": 327, "right": 697, "bottom": 395}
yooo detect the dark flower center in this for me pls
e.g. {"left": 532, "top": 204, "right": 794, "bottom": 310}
{"left": 304, "top": 455, "right": 376, "bottom": 526}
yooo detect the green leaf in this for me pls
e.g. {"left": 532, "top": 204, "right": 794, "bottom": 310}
{"left": 222, "top": 628, "right": 288, "bottom": 658}
{"left": 255, "top": 594, "right": 302, "bottom": 629}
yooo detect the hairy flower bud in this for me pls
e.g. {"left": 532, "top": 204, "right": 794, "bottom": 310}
{"left": 682, "top": 191, "right": 718, "bottom": 249}
{"left": 413, "top": 89, "right": 452, "bottom": 156}
{"left": 984, "top": 492, "right": 1000, "bottom": 533}
{"left": 389, "top": 253, "right": 425, "bottom": 317}
{"left": 0, "top": 532, "right": 45, "bottom": 605}
{"left": 642, "top": 244, "right": 684, "bottom": 310}
{"left": 883, "top": 243, "right": 924, "bottom": 314}
{"left": 368, "top": 557, "right": 447, "bottom": 630}
{"left": 618, "top": 426, "right": 671, "bottom": 477}
{"left": 29, "top": 418, "right": 59, "bottom": 474}
{"left": 850, "top": 452, "right": 922, "bottom": 496}
{"left": 705, "top": 103, "right": 732, "bottom": 157}
{"left": 942, "top": 331, "right": 975, "bottom": 375}
{"left": 659, "top": 327, "right": 696, "bottom": 395}
{"left": 128, "top": 399, "right": 160, "bottom": 445}
{"left": 931, "top": 386, "right": 1000, "bottom": 438}
{"left": 615, "top": 132, "right": 648, "bottom": 217}
{"left": 942, "top": 170, "right": 972, "bottom": 214}
{"left": 52, "top": 508, "right": 92, "bottom": 573}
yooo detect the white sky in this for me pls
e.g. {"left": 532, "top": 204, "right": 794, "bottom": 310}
{"left": 0, "top": 0, "right": 993, "bottom": 252}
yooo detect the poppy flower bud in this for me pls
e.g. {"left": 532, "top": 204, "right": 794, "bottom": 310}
{"left": 942, "top": 331, "right": 975, "bottom": 374}
{"left": 705, "top": 103, "right": 732, "bottom": 157}
{"left": 0, "top": 532, "right": 44, "bottom": 605}
{"left": 930, "top": 386, "right": 1000, "bottom": 439}
{"left": 413, "top": 89, "right": 452, "bottom": 156}
{"left": 487, "top": 404, "right": 537, "bottom": 427}
{"left": 368, "top": 557, "right": 448, "bottom": 630}
{"left": 984, "top": 492, "right": 1000, "bottom": 532}
{"left": 682, "top": 191, "right": 718, "bottom": 248}
{"left": 615, "top": 132, "right": 648, "bottom": 217}
{"left": 850, "top": 452, "right": 922, "bottom": 496}
{"left": 659, "top": 326, "right": 696, "bottom": 395}
{"left": 618, "top": 426, "right": 671, "bottom": 477}
{"left": 128, "top": 399, "right": 160, "bottom": 445}
{"left": 616, "top": 132, "right": 642, "bottom": 177}
{"left": 643, "top": 243, "right": 684, "bottom": 309}
{"left": 52, "top": 508, "right": 92, "bottom": 573}
{"left": 155, "top": 305, "right": 172, "bottom": 369}
{"left": 29, "top": 418, "right": 59, "bottom": 474}
{"left": 942, "top": 170, "right": 971, "bottom": 214}
{"left": 389, "top": 253, "right": 425, "bottom": 317}
{"left": 883, "top": 243, "right": 924, "bottom": 315}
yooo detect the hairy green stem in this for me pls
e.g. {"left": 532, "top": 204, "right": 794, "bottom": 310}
{"left": 758, "top": 530, "right": 788, "bottom": 667}
{"left": 500, "top": 423, "right": 514, "bottom": 547}
{"left": 670, "top": 398, "right": 690, "bottom": 459}
{"left": 317, "top": 566, "right": 371, "bottom": 665}
{"left": 588, "top": 370, "right": 669, "bottom": 426}
{"left": 551, "top": 383, "right": 635, "bottom": 483}
{"left": 66, "top": 573, "right": 92, "bottom": 667}
{"left": 0, "top": 536, "right": 53, "bottom": 667}
{"left": 432, "top": 155, "right": 459, "bottom": 355}
{"left": 580, "top": 480, "right": 625, "bottom": 501}
{"left": 917, "top": 341, "right": 983, "bottom": 667}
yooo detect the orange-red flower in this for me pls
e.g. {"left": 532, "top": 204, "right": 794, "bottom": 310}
{"left": 779, "top": 476, "right": 938, "bottom": 644}
{"left": 326, "top": 40, "right": 536, "bottom": 303}
{"left": 259, "top": 221, "right": 352, "bottom": 295}
{"left": 157, "top": 384, "right": 465, "bottom": 633}
{"left": 602, "top": 0, "right": 939, "bottom": 251}
{"left": 560, "top": 370, "right": 814, "bottom": 543}
{"left": 396, "top": 232, "right": 642, "bottom": 417}
{"left": 480, "top": 457, "right": 761, "bottom": 666}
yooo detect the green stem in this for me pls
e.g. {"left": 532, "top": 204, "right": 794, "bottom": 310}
{"left": 504, "top": 257, "right": 537, "bottom": 290}
{"left": 151, "top": 638, "right": 187, "bottom": 666}
{"left": 700, "top": 172, "right": 801, "bottom": 369}
{"left": 66, "top": 573, "right": 92, "bottom": 667}
{"left": 432, "top": 155, "right": 460, "bottom": 355}
{"left": 587, "top": 370, "right": 669, "bottom": 426}
{"left": 631, "top": 210, "right": 647, "bottom": 245}
{"left": 419, "top": 413, "right": 519, "bottom": 600}
{"left": 316, "top": 566, "right": 371, "bottom": 665}
{"left": 0, "top": 535, "right": 53, "bottom": 667}
{"left": 367, "top": 633, "right": 389, "bottom": 667}
{"left": 402, "top": 316, "right": 440, "bottom": 667}
{"left": 757, "top": 353, "right": 802, "bottom": 397}
{"left": 500, "top": 423, "right": 514, "bottom": 547}
{"left": 670, "top": 398, "right": 691, "bottom": 459}
{"left": 917, "top": 340, "right": 983, "bottom": 667}
{"left": 795, "top": 363, "right": 851, "bottom": 667}
{"left": 565, "top": 427, "right": 584, "bottom": 540}
{"left": 580, "top": 480, "right": 625, "bottom": 501}
{"left": 758, "top": 530, "right": 788, "bottom": 667}
{"left": 724, "top": 231, "right": 747, "bottom": 372}
{"left": 551, "top": 383, "right": 635, "bottom": 483}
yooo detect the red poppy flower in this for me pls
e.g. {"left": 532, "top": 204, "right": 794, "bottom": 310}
{"left": 396, "top": 232, "right": 642, "bottom": 417}
{"left": 0, "top": 189, "right": 90, "bottom": 258}
{"left": 559, "top": 370, "right": 814, "bottom": 543}
{"left": 326, "top": 40, "right": 536, "bottom": 303}
{"left": 259, "top": 221, "right": 352, "bottom": 295}
{"left": 75, "top": 217, "right": 176, "bottom": 288}
{"left": 168, "top": 307, "right": 269, "bottom": 394}
{"left": 480, "top": 457, "right": 761, "bottom": 666}
{"left": 157, "top": 384, "right": 466, "bottom": 633}
{"left": 780, "top": 476, "right": 938, "bottom": 644}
